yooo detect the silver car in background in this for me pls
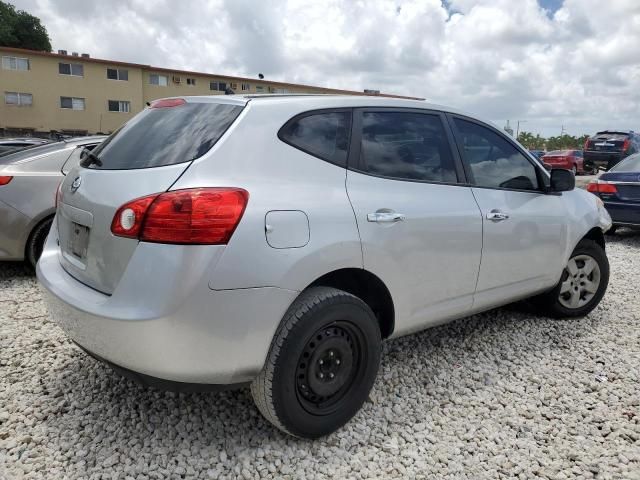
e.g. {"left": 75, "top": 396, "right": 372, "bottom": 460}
{"left": 0, "top": 136, "right": 105, "bottom": 266}
{"left": 37, "top": 95, "right": 611, "bottom": 439}
{"left": 0, "top": 137, "right": 50, "bottom": 156}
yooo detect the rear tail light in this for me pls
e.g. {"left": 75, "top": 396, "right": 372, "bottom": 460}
{"left": 622, "top": 138, "right": 630, "bottom": 152}
{"left": 111, "top": 188, "right": 249, "bottom": 244}
{"left": 587, "top": 180, "right": 617, "bottom": 194}
{"left": 0, "top": 176, "right": 13, "bottom": 186}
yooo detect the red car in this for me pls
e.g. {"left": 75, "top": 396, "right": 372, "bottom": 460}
{"left": 541, "top": 150, "right": 587, "bottom": 175}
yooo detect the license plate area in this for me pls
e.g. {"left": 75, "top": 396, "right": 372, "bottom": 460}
{"left": 69, "top": 223, "right": 90, "bottom": 259}
{"left": 61, "top": 221, "right": 90, "bottom": 269}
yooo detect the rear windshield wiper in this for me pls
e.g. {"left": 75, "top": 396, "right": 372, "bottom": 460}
{"left": 81, "top": 149, "right": 102, "bottom": 168}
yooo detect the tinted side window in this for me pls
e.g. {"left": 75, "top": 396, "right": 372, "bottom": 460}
{"left": 279, "top": 111, "right": 351, "bottom": 166}
{"left": 454, "top": 119, "right": 539, "bottom": 191}
{"left": 358, "top": 111, "right": 457, "bottom": 183}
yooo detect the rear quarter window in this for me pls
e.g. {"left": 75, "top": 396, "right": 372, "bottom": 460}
{"left": 278, "top": 110, "right": 351, "bottom": 167}
{"left": 83, "top": 102, "right": 243, "bottom": 170}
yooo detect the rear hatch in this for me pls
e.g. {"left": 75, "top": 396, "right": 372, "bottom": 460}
{"left": 585, "top": 132, "right": 628, "bottom": 153}
{"left": 57, "top": 98, "right": 244, "bottom": 294}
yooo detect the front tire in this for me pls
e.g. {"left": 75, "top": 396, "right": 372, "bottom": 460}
{"left": 532, "top": 239, "right": 609, "bottom": 318}
{"left": 251, "top": 287, "right": 381, "bottom": 439}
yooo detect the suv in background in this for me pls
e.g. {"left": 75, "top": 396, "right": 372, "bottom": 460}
{"left": 584, "top": 130, "right": 639, "bottom": 171}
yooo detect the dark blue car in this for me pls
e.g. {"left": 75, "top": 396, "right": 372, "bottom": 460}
{"left": 587, "top": 153, "right": 640, "bottom": 233}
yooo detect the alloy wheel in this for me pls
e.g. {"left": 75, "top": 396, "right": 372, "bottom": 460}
{"left": 558, "top": 254, "right": 601, "bottom": 309}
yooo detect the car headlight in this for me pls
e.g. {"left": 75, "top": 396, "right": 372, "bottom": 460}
{"left": 596, "top": 197, "right": 612, "bottom": 231}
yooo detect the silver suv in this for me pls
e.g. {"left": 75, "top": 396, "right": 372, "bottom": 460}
{"left": 37, "top": 95, "right": 612, "bottom": 438}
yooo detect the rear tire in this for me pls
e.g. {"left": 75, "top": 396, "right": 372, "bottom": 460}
{"left": 251, "top": 287, "right": 381, "bottom": 439}
{"left": 531, "top": 239, "right": 609, "bottom": 318}
{"left": 572, "top": 164, "right": 578, "bottom": 175}
{"left": 605, "top": 225, "right": 617, "bottom": 236}
{"left": 26, "top": 218, "right": 53, "bottom": 269}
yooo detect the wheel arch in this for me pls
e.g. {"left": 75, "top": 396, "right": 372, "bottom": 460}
{"left": 581, "top": 226, "right": 605, "bottom": 250}
{"left": 24, "top": 211, "right": 55, "bottom": 260}
{"left": 305, "top": 268, "right": 395, "bottom": 339}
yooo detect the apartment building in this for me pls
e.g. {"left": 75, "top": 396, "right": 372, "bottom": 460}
{"left": 0, "top": 46, "right": 420, "bottom": 136}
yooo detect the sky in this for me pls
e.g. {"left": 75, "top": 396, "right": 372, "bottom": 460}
{"left": 11, "top": 0, "right": 640, "bottom": 137}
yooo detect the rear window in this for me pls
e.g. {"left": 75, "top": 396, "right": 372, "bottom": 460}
{"left": 611, "top": 153, "right": 640, "bottom": 172}
{"left": 83, "top": 102, "right": 243, "bottom": 170}
{"left": 592, "top": 132, "right": 628, "bottom": 141}
{"left": 278, "top": 111, "right": 351, "bottom": 167}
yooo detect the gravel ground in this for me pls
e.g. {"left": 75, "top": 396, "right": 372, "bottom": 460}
{"left": 1, "top": 231, "right": 639, "bottom": 480}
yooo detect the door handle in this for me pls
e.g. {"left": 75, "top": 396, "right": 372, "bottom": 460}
{"left": 367, "top": 212, "right": 406, "bottom": 223}
{"left": 486, "top": 210, "right": 509, "bottom": 222}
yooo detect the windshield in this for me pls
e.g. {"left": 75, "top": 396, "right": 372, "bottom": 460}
{"left": 611, "top": 153, "right": 640, "bottom": 172}
{"left": 83, "top": 102, "right": 243, "bottom": 170}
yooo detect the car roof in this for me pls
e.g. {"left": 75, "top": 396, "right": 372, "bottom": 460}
{"left": 0, "top": 137, "right": 49, "bottom": 144}
{"left": 186, "top": 93, "right": 457, "bottom": 111}
{"left": 180, "top": 93, "right": 491, "bottom": 126}
{"left": 63, "top": 135, "right": 107, "bottom": 145}
{"left": 0, "top": 137, "right": 106, "bottom": 166}
{"left": 594, "top": 130, "right": 634, "bottom": 136}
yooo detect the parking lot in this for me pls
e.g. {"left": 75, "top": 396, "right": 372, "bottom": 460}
{"left": 0, "top": 230, "right": 638, "bottom": 479}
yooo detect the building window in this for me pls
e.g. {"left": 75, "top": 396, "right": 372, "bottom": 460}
{"left": 255, "top": 85, "right": 264, "bottom": 93}
{"left": 186, "top": 78, "right": 196, "bottom": 85}
{"left": 149, "top": 74, "right": 168, "bottom": 86}
{"left": 2, "top": 56, "right": 30, "bottom": 71}
{"left": 58, "top": 62, "right": 84, "bottom": 76}
{"left": 241, "top": 83, "right": 250, "bottom": 91}
{"left": 107, "top": 68, "right": 128, "bottom": 81}
{"left": 5, "top": 92, "right": 33, "bottom": 106}
{"left": 108, "top": 100, "right": 131, "bottom": 113}
{"left": 230, "top": 83, "right": 238, "bottom": 90}
{"left": 60, "top": 96, "right": 85, "bottom": 110}
{"left": 209, "top": 81, "right": 226, "bottom": 91}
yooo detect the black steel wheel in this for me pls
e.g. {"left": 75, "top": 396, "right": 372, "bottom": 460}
{"left": 251, "top": 287, "right": 381, "bottom": 439}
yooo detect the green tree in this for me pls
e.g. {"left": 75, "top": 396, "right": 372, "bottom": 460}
{"left": 0, "top": 1, "right": 51, "bottom": 51}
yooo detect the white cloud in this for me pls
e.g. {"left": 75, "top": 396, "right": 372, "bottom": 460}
{"left": 11, "top": 0, "right": 640, "bottom": 136}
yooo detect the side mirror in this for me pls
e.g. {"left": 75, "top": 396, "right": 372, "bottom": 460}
{"left": 80, "top": 148, "right": 89, "bottom": 160}
{"left": 550, "top": 168, "right": 575, "bottom": 192}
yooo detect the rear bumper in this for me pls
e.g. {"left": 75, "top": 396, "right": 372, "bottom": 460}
{"left": 604, "top": 201, "right": 640, "bottom": 226}
{"left": 36, "top": 225, "right": 298, "bottom": 385}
